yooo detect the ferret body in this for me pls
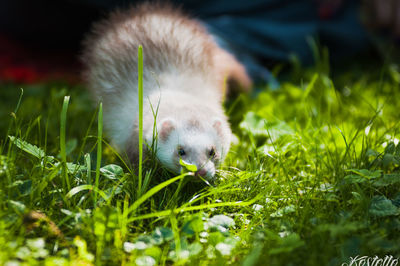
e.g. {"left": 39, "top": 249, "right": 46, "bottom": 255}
{"left": 82, "top": 3, "right": 251, "bottom": 179}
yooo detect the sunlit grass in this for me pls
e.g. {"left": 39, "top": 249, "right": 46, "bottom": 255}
{"left": 138, "top": 45, "right": 144, "bottom": 198}
{"left": 0, "top": 58, "right": 399, "bottom": 265}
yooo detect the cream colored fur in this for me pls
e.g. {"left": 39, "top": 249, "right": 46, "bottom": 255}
{"left": 82, "top": 3, "right": 251, "bottom": 178}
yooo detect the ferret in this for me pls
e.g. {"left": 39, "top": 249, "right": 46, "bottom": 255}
{"left": 82, "top": 3, "right": 252, "bottom": 180}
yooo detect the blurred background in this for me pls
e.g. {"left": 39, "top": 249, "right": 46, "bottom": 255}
{"left": 0, "top": 0, "right": 398, "bottom": 85}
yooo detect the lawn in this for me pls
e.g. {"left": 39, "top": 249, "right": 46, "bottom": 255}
{"left": 0, "top": 51, "right": 400, "bottom": 265}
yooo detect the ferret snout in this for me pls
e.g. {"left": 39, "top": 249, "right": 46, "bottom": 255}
{"left": 195, "top": 168, "right": 207, "bottom": 177}
{"left": 193, "top": 162, "right": 216, "bottom": 179}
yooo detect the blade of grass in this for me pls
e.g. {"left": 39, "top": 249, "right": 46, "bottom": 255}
{"left": 2, "top": 88, "right": 23, "bottom": 155}
{"left": 85, "top": 153, "right": 91, "bottom": 184}
{"left": 84, "top": 153, "right": 96, "bottom": 202}
{"left": 13, "top": 88, "right": 24, "bottom": 115}
{"left": 94, "top": 102, "right": 103, "bottom": 205}
{"left": 66, "top": 184, "right": 108, "bottom": 202}
{"left": 127, "top": 195, "right": 260, "bottom": 223}
{"left": 170, "top": 213, "right": 181, "bottom": 255}
{"left": 138, "top": 45, "right": 144, "bottom": 197}
{"left": 167, "top": 176, "right": 191, "bottom": 209}
{"left": 84, "top": 136, "right": 136, "bottom": 178}
{"left": 127, "top": 173, "right": 188, "bottom": 216}
{"left": 77, "top": 110, "right": 97, "bottom": 160}
{"left": 60, "top": 96, "right": 71, "bottom": 192}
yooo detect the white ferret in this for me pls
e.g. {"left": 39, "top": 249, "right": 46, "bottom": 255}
{"left": 82, "top": 3, "right": 251, "bottom": 179}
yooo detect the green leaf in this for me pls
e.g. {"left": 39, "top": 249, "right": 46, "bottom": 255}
{"left": 350, "top": 191, "right": 363, "bottom": 202}
{"left": 100, "top": 164, "right": 124, "bottom": 180}
{"left": 239, "top": 112, "right": 266, "bottom": 136}
{"left": 124, "top": 241, "right": 148, "bottom": 252}
{"left": 182, "top": 214, "right": 204, "bottom": 236}
{"left": 382, "top": 153, "right": 399, "bottom": 168}
{"left": 16, "top": 247, "right": 31, "bottom": 260}
{"left": 268, "top": 233, "right": 305, "bottom": 255}
{"left": 151, "top": 227, "right": 174, "bottom": 245}
{"left": 73, "top": 237, "right": 94, "bottom": 262}
{"left": 8, "top": 179, "right": 32, "bottom": 196}
{"left": 270, "top": 205, "right": 296, "bottom": 217}
{"left": 369, "top": 196, "right": 399, "bottom": 217}
{"left": 239, "top": 112, "right": 293, "bottom": 139}
{"left": 342, "top": 169, "right": 384, "bottom": 185}
{"left": 208, "top": 232, "right": 226, "bottom": 246}
{"left": 8, "top": 200, "right": 26, "bottom": 214}
{"left": 373, "top": 174, "right": 400, "bottom": 187}
{"left": 8, "top": 136, "right": 51, "bottom": 161}
{"left": 53, "top": 162, "right": 86, "bottom": 174}
{"left": 188, "top": 242, "right": 202, "bottom": 257}
{"left": 347, "top": 169, "right": 382, "bottom": 179}
{"left": 342, "top": 174, "right": 367, "bottom": 185}
{"left": 179, "top": 159, "right": 197, "bottom": 172}
{"left": 207, "top": 215, "right": 235, "bottom": 230}
{"left": 216, "top": 239, "right": 238, "bottom": 256}
{"left": 365, "top": 149, "right": 379, "bottom": 158}
{"left": 395, "top": 143, "right": 400, "bottom": 157}
{"left": 66, "top": 162, "right": 87, "bottom": 173}
{"left": 26, "top": 238, "right": 45, "bottom": 250}
{"left": 66, "top": 185, "right": 108, "bottom": 201}
{"left": 391, "top": 194, "right": 400, "bottom": 207}
{"left": 384, "top": 142, "right": 396, "bottom": 154}
{"left": 145, "top": 246, "right": 162, "bottom": 262}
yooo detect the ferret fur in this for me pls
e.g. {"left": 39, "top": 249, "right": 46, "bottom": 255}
{"left": 82, "top": 3, "right": 251, "bottom": 179}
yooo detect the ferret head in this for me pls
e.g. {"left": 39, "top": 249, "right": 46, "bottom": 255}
{"left": 152, "top": 117, "right": 231, "bottom": 180}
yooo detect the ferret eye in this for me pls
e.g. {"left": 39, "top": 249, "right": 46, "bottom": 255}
{"left": 178, "top": 147, "right": 186, "bottom": 156}
{"left": 209, "top": 147, "right": 216, "bottom": 158}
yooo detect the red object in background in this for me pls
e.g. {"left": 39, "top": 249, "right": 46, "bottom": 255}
{"left": 317, "top": 0, "right": 343, "bottom": 20}
{"left": 0, "top": 34, "right": 80, "bottom": 84}
{"left": 1, "top": 66, "right": 40, "bottom": 84}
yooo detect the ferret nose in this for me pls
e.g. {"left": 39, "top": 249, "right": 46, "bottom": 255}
{"left": 196, "top": 168, "right": 207, "bottom": 177}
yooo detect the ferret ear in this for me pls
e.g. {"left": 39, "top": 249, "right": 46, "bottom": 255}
{"left": 159, "top": 118, "right": 175, "bottom": 142}
{"left": 212, "top": 118, "right": 224, "bottom": 138}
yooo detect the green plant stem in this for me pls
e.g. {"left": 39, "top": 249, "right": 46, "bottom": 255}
{"left": 138, "top": 45, "right": 144, "bottom": 197}
{"left": 95, "top": 102, "right": 103, "bottom": 205}
{"left": 60, "top": 96, "right": 71, "bottom": 192}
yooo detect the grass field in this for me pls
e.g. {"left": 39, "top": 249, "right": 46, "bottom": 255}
{"left": 0, "top": 52, "right": 400, "bottom": 265}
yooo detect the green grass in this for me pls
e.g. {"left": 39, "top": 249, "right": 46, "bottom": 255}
{"left": 0, "top": 57, "right": 400, "bottom": 266}
{"left": 138, "top": 45, "right": 144, "bottom": 197}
